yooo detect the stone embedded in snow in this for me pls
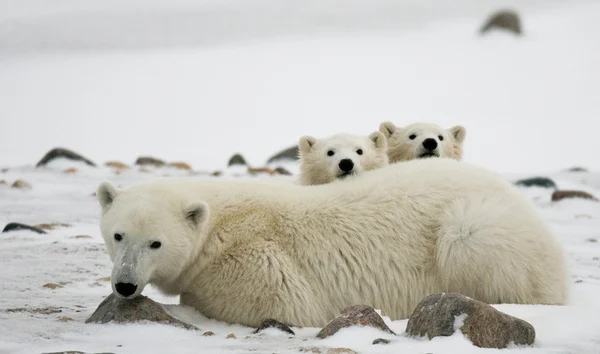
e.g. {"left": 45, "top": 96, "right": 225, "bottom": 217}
{"left": 227, "top": 153, "right": 247, "bottom": 167}
{"left": 267, "top": 145, "right": 299, "bottom": 164}
{"left": 372, "top": 338, "right": 390, "bottom": 345}
{"left": 3, "top": 222, "right": 46, "bottom": 234}
{"left": 479, "top": 9, "right": 522, "bottom": 36}
{"left": 552, "top": 190, "right": 598, "bottom": 202}
{"left": 316, "top": 305, "right": 395, "bottom": 339}
{"left": 134, "top": 156, "right": 165, "bottom": 167}
{"left": 253, "top": 318, "right": 295, "bottom": 335}
{"left": 85, "top": 293, "right": 197, "bottom": 330}
{"left": 104, "top": 161, "right": 130, "bottom": 169}
{"left": 11, "top": 179, "right": 32, "bottom": 190}
{"left": 405, "top": 292, "right": 535, "bottom": 349}
{"left": 514, "top": 176, "right": 556, "bottom": 189}
{"left": 36, "top": 147, "right": 96, "bottom": 167}
{"left": 166, "top": 161, "right": 193, "bottom": 171}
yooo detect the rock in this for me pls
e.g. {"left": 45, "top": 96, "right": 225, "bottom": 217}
{"left": 43, "top": 283, "right": 64, "bottom": 289}
{"left": 405, "top": 292, "right": 535, "bottom": 349}
{"left": 57, "top": 316, "right": 74, "bottom": 322}
{"left": 0, "top": 179, "right": 6, "bottom": 185}
{"left": 202, "top": 331, "right": 215, "bottom": 336}
{"left": 63, "top": 168, "right": 77, "bottom": 174}
{"left": 316, "top": 305, "right": 395, "bottom": 339}
{"left": 85, "top": 293, "right": 196, "bottom": 330}
{"left": 551, "top": 190, "right": 598, "bottom": 202}
{"left": 226, "top": 333, "right": 236, "bottom": 339}
{"left": 7, "top": 306, "right": 62, "bottom": 315}
{"left": 1, "top": 168, "right": 8, "bottom": 173}
{"left": 587, "top": 238, "right": 598, "bottom": 243}
{"left": 211, "top": 170, "right": 222, "bottom": 177}
{"left": 71, "top": 235, "right": 92, "bottom": 239}
{"left": 2, "top": 222, "right": 47, "bottom": 234}
{"left": 227, "top": 153, "right": 247, "bottom": 167}
{"left": 267, "top": 146, "right": 299, "bottom": 163}
{"left": 565, "top": 166, "right": 588, "bottom": 172}
{"left": 300, "top": 347, "right": 322, "bottom": 354}
{"left": 479, "top": 9, "right": 522, "bottom": 36}
{"left": 138, "top": 167, "right": 152, "bottom": 173}
{"left": 274, "top": 167, "right": 292, "bottom": 176}
{"left": 253, "top": 318, "right": 295, "bottom": 335}
{"left": 104, "top": 161, "right": 130, "bottom": 169}
{"left": 34, "top": 222, "right": 71, "bottom": 231}
{"left": 96, "top": 276, "right": 111, "bottom": 282}
{"left": 248, "top": 167, "right": 275, "bottom": 176}
{"left": 514, "top": 177, "right": 556, "bottom": 189}
{"left": 36, "top": 147, "right": 97, "bottom": 168}
{"left": 327, "top": 349, "right": 357, "bottom": 354}
{"left": 372, "top": 338, "right": 390, "bottom": 345}
{"left": 167, "top": 162, "right": 192, "bottom": 171}
{"left": 11, "top": 179, "right": 32, "bottom": 190}
{"left": 134, "top": 156, "right": 165, "bottom": 167}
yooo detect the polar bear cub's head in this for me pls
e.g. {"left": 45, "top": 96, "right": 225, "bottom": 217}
{"left": 96, "top": 181, "right": 210, "bottom": 299}
{"left": 297, "top": 132, "right": 389, "bottom": 185}
{"left": 379, "top": 121, "right": 466, "bottom": 163}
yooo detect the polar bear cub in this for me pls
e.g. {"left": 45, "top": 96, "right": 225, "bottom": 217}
{"left": 298, "top": 132, "right": 388, "bottom": 185}
{"left": 379, "top": 121, "right": 466, "bottom": 163}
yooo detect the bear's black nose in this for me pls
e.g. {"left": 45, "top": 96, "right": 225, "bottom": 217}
{"left": 422, "top": 138, "right": 438, "bottom": 151}
{"left": 115, "top": 282, "right": 138, "bottom": 297}
{"left": 338, "top": 159, "right": 354, "bottom": 172}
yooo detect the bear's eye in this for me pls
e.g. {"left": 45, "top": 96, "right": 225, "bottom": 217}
{"left": 438, "top": 135, "right": 444, "bottom": 141}
{"left": 150, "top": 241, "right": 162, "bottom": 249}
{"left": 409, "top": 134, "right": 417, "bottom": 140}
{"left": 114, "top": 233, "right": 123, "bottom": 241}
{"left": 356, "top": 149, "right": 363, "bottom": 155}
{"left": 327, "top": 150, "right": 335, "bottom": 156}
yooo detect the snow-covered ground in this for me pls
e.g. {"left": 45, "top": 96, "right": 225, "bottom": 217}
{"left": 1, "top": 0, "right": 600, "bottom": 353}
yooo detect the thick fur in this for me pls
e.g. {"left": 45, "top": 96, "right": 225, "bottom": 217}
{"left": 298, "top": 132, "right": 389, "bottom": 185}
{"left": 379, "top": 121, "right": 466, "bottom": 163}
{"left": 97, "top": 158, "right": 568, "bottom": 328}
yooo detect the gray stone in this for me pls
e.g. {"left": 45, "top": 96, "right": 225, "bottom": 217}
{"left": 267, "top": 146, "right": 299, "bottom": 163}
{"left": 479, "top": 9, "right": 522, "bottom": 36}
{"left": 317, "top": 305, "right": 395, "bottom": 339}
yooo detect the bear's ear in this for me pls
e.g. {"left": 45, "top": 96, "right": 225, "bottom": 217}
{"left": 184, "top": 201, "right": 210, "bottom": 227}
{"left": 368, "top": 131, "right": 387, "bottom": 150}
{"left": 379, "top": 121, "right": 397, "bottom": 138}
{"left": 298, "top": 136, "right": 317, "bottom": 155}
{"left": 97, "top": 182, "right": 119, "bottom": 210}
{"left": 448, "top": 125, "right": 466, "bottom": 143}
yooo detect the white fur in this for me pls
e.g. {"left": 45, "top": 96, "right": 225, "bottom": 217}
{"left": 297, "top": 132, "right": 388, "bottom": 185}
{"left": 97, "top": 158, "right": 568, "bottom": 328}
{"left": 379, "top": 121, "right": 466, "bottom": 163}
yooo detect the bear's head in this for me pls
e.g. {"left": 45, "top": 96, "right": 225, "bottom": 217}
{"left": 297, "top": 132, "right": 388, "bottom": 185}
{"left": 379, "top": 122, "right": 466, "bottom": 163}
{"left": 96, "top": 181, "right": 210, "bottom": 299}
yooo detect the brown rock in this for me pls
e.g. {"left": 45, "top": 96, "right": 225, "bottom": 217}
{"left": 274, "top": 167, "right": 292, "bottom": 176}
{"left": 479, "top": 9, "right": 522, "bottom": 36}
{"left": 226, "top": 333, "right": 236, "bottom": 339}
{"left": 316, "top": 305, "right": 395, "bottom": 339}
{"left": 85, "top": 293, "right": 196, "bottom": 330}
{"left": 63, "top": 168, "right": 77, "bottom": 174}
{"left": 0, "top": 180, "right": 6, "bottom": 185}
{"left": 327, "top": 349, "right": 357, "bottom": 354}
{"left": 300, "top": 347, "right": 322, "bottom": 354}
{"left": 167, "top": 162, "right": 192, "bottom": 171}
{"left": 11, "top": 179, "right": 32, "bottom": 190}
{"left": 57, "top": 316, "right": 74, "bottom": 322}
{"left": 228, "top": 153, "right": 247, "bottom": 167}
{"left": 35, "top": 223, "right": 71, "bottom": 231}
{"left": 104, "top": 161, "right": 130, "bottom": 169}
{"left": 134, "top": 156, "right": 165, "bottom": 167}
{"left": 36, "top": 147, "right": 96, "bottom": 167}
{"left": 552, "top": 190, "right": 598, "bottom": 202}
{"left": 138, "top": 167, "right": 152, "bottom": 173}
{"left": 7, "top": 306, "right": 62, "bottom": 315}
{"left": 406, "top": 292, "right": 535, "bottom": 349}
{"left": 267, "top": 146, "right": 299, "bottom": 163}
{"left": 253, "top": 318, "right": 295, "bottom": 335}
{"left": 248, "top": 167, "right": 275, "bottom": 176}
{"left": 202, "top": 331, "right": 215, "bottom": 336}
{"left": 97, "top": 276, "right": 111, "bottom": 282}
{"left": 211, "top": 170, "right": 222, "bottom": 177}
{"left": 43, "top": 283, "right": 64, "bottom": 289}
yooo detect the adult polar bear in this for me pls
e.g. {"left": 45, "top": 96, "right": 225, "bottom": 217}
{"left": 97, "top": 158, "right": 568, "bottom": 328}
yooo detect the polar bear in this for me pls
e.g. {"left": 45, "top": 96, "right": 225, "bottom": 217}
{"left": 297, "top": 132, "right": 388, "bottom": 185}
{"left": 97, "top": 158, "right": 568, "bottom": 328}
{"left": 379, "top": 121, "right": 466, "bottom": 163}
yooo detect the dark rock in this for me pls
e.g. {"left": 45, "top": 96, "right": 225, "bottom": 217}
{"left": 36, "top": 147, "right": 96, "bottom": 167}
{"left": 85, "top": 293, "right": 197, "bottom": 330}
{"left": 11, "top": 179, "right": 32, "bottom": 190}
{"left": 267, "top": 146, "right": 299, "bottom": 163}
{"left": 372, "top": 338, "right": 390, "bottom": 345}
{"left": 317, "top": 305, "right": 395, "bottom": 339}
{"left": 228, "top": 153, "right": 247, "bottom": 166}
{"left": 479, "top": 9, "right": 522, "bottom": 36}
{"left": 2, "top": 222, "right": 47, "bottom": 234}
{"left": 552, "top": 190, "right": 598, "bottom": 202}
{"left": 406, "top": 292, "right": 535, "bottom": 349}
{"left": 253, "top": 318, "right": 295, "bottom": 335}
{"left": 514, "top": 177, "right": 556, "bottom": 189}
{"left": 42, "top": 352, "right": 115, "bottom": 354}
{"left": 134, "top": 156, "right": 165, "bottom": 167}
{"left": 565, "top": 166, "right": 588, "bottom": 173}
{"left": 274, "top": 167, "right": 292, "bottom": 176}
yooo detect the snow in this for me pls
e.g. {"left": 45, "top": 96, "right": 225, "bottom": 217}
{"left": 1, "top": 0, "right": 600, "bottom": 353}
